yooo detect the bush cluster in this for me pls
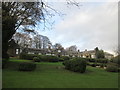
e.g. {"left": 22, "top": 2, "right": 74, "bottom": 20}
{"left": 106, "top": 63, "right": 119, "bottom": 72}
{"left": 20, "top": 53, "right": 60, "bottom": 62}
{"left": 19, "top": 62, "right": 36, "bottom": 71}
{"left": 63, "top": 58, "right": 87, "bottom": 73}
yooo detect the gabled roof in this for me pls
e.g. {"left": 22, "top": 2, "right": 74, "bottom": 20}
{"left": 8, "top": 39, "right": 20, "bottom": 48}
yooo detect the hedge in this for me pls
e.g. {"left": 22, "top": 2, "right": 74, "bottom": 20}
{"left": 19, "top": 53, "right": 38, "bottom": 60}
{"left": 19, "top": 62, "right": 36, "bottom": 71}
{"left": 60, "top": 56, "right": 70, "bottom": 61}
{"left": 19, "top": 53, "right": 59, "bottom": 62}
{"left": 85, "top": 58, "right": 108, "bottom": 63}
{"left": 42, "top": 55, "right": 59, "bottom": 62}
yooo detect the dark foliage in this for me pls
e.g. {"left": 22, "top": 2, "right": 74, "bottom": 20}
{"left": 19, "top": 62, "right": 36, "bottom": 71}
{"left": 60, "top": 56, "right": 70, "bottom": 61}
{"left": 2, "top": 2, "right": 44, "bottom": 59}
{"left": 41, "top": 55, "right": 59, "bottom": 62}
{"left": 58, "top": 58, "right": 64, "bottom": 62}
{"left": 33, "top": 57, "right": 41, "bottom": 62}
{"left": 2, "top": 58, "right": 9, "bottom": 69}
{"left": 96, "top": 58, "right": 108, "bottom": 63}
{"left": 111, "top": 55, "right": 120, "bottom": 66}
{"left": 106, "top": 63, "right": 119, "bottom": 72}
{"left": 19, "top": 53, "right": 38, "bottom": 60}
{"left": 86, "top": 58, "right": 108, "bottom": 63}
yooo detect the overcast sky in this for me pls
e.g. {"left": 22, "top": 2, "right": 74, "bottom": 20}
{"left": 37, "top": 1, "right": 118, "bottom": 55}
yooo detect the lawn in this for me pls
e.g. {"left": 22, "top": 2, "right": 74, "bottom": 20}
{"left": 2, "top": 58, "right": 119, "bottom": 88}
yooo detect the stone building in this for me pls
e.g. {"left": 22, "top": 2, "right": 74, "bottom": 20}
{"left": 7, "top": 39, "right": 21, "bottom": 57}
{"left": 79, "top": 49, "right": 114, "bottom": 59}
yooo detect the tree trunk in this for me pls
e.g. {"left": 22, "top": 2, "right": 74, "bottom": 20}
{"left": 2, "top": 17, "right": 16, "bottom": 59}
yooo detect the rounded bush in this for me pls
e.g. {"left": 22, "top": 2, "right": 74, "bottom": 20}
{"left": 63, "top": 58, "right": 87, "bottom": 73}
{"left": 106, "top": 63, "right": 119, "bottom": 72}
{"left": 33, "top": 57, "right": 41, "bottom": 62}
{"left": 19, "top": 62, "right": 36, "bottom": 71}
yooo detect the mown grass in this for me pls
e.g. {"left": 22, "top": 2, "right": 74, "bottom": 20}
{"left": 2, "top": 58, "right": 119, "bottom": 88}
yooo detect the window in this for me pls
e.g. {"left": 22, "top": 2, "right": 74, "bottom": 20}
{"left": 16, "top": 49, "right": 19, "bottom": 54}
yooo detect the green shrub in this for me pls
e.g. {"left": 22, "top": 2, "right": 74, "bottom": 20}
{"left": 19, "top": 53, "right": 38, "bottom": 60}
{"left": 96, "top": 59, "right": 108, "bottom": 63}
{"left": 47, "top": 55, "right": 59, "bottom": 62}
{"left": 41, "top": 55, "right": 59, "bottom": 62}
{"left": 91, "top": 63, "right": 96, "bottom": 67}
{"left": 99, "top": 63, "right": 105, "bottom": 68}
{"left": 106, "top": 63, "right": 119, "bottom": 72}
{"left": 63, "top": 58, "right": 86, "bottom": 73}
{"left": 59, "top": 58, "right": 64, "bottom": 62}
{"left": 19, "top": 62, "right": 36, "bottom": 71}
{"left": 86, "top": 58, "right": 108, "bottom": 63}
{"left": 60, "top": 56, "right": 70, "bottom": 61}
{"left": 33, "top": 57, "right": 41, "bottom": 62}
{"left": 87, "top": 58, "right": 96, "bottom": 62}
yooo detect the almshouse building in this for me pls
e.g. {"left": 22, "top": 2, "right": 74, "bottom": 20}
{"left": 7, "top": 39, "right": 114, "bottom": 59}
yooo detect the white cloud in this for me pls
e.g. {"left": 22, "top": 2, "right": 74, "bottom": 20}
{"left": 39, "top": 2, "right": 118, "bottom": 55}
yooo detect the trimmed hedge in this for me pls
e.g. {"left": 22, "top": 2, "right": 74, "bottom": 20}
{"left": 19, "top": 53, "right": 59, "bottom": 62}
{"left": 42, "top": 55, "right": 59, "bottom": 62}
{"left": 19, "top": 62, "right": 36, "bottom": 71}
{"left": 86, "top": 58, "right": 108, "bottom": 63}
{"left": 106, "top": 63, "right": 119, "bottom": 72}
{"left": 63, "top": 58, "right": 86, "bottom": 73}
{"left": 96, "top": 59, "right": 108, "bottom": 63}
{"left": 19, "top": 53, "right": 38, "bottom": 60}
{"left": 60, "top": 56, "right": 70, "bottom": 61}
